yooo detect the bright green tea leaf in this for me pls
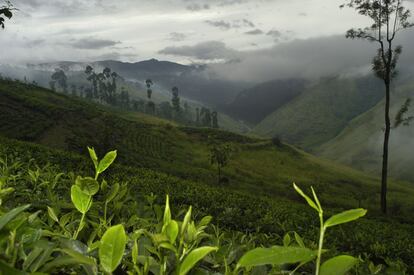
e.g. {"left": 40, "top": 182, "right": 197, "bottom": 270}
{"left": 181, "top": 206, "right": 192, "bottom": 235}
{"left": 164, "top": 220, "right": 179, "bottom": 244}
{"left": 293, "top": 183, "right": 320, "bottom": 212}
{"left": 320, "top": 255, "right": 359, "bottom": 275}
{"left": 99, "top": 224, "right": 126, "bottom": 273}
{"left": 163, "top": 195, "right": 171, "bottom": 226}
{"left": 178, "top": 246, "right": 218, "bottom": 275}
{"left": 97, "top": 150, "right": 117, "bottom": 175}
{"left": 324, "top": 209, "right": 367, "bottom": 228}
{"left": 87, "top": 147, "right": 98, "bottom": 170}
{"left": 237, "top": 246, "right": 315, "bottom": 269}
{"left": 71, "top": 185, "right": 92, "bottom": 214}
{"left": 75, "top": 176, "right": 99, "bottom": 196}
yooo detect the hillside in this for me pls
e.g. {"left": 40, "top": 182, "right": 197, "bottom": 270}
{"left": 225, "top": 78, "right": 306, "bottom": 124}
{"left": 2, "top": 80, "right": 414, "bottom": 272}
{"left": 3, "top": 79, "right": 414, "bottom": 271}
{"left": 253, "top": 76, "right": 384, "bottom": 149}
{"left": 1, "top": 78, "right": 414, "bottom": 211}
{"left": 317, "top": 80, "right": 414, "bottom": 182}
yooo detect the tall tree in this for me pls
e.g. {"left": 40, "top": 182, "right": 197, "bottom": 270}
{"left": 85, "top": 65, "right": 98, "bottom": 99}
{"left": 146, "top": 79, "right": 153, "bottom": 99}
{"left": 212, "top": 111, "right": 219, "bottom": 129}
{"left": 342, "top": 0, "right": 413, "bottom": 214}
{"left": 196, "top": 108, "right": 200, "bottom": 126}
{"left": 51, "top": 69, "right": 68, "bottom": 93}
{"left": 171, "top": 86, "right": 181, "bottom": 114}
{"left": 0, "top": 1, "right": 13, "bottom": 29}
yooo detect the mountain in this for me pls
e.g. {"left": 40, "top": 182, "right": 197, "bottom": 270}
{"left": 225, "top": 79, "right": 306, "bottom": 124}
{"left": 252, "top": 76, "right": 384, "bottom": 149}
{"left": 24, "top": 59, "right": 249, "bottom": 107}
{"left": 317, "top": 79, "right": 414, "bottom": 181}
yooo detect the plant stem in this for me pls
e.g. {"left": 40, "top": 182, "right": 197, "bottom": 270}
{"left": 315, "top": 212, "right": 325, "bottom": 275}
{"left": 73, "top": 212, "right": 86, "bottom": 240}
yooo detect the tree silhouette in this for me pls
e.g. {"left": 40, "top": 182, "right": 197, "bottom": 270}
{"left": 85, "top": 65, "right": 98, "bottom": 99}
{"left": 0, "top": 1, "right": 13, "bottom": 29}
{"left": 110, "top": 72, "right": 118, "bottom": 105}
{"left": 342, "top": 0, "right": 413, "bottom": 214}
{"left": 146, "top": 79, "right": 153, "bottom": 99}
{"left": 212, "top": 111, "right": 219, "bottom": 128}
{"left": 171, "top": 86, "right": 181, "bottom": 114}
{"left": 51, "top": 69, "right": 68, "bottom": 93}
{"left": 210, "top": 143, "right": 232, "bottom": 184}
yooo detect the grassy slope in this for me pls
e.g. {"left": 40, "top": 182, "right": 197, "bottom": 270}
{"left": 1, "top": 79, "right": 414, "bottom": 215}
{"left": 3, "top": 79, "right": 414, "bottom": 269}
{"left": 317, "top": 80, "right": 414, "bottom": 181}
{"left": 253, "top": 76, "right": 384, "bottom": 149}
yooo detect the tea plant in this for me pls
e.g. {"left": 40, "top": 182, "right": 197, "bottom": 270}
{"left": 2, "top": 143, "right": 404, "bottom": 274}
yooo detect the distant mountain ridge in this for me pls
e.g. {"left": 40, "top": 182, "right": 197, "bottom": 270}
{"left": 26, "top": 59, "right": 248, "bottom": 107}
{"left": 252, "top": 76, "right": 385, "bottom": 148}
{"left": 225, "top": 78, "right": 307, "bottom": 124}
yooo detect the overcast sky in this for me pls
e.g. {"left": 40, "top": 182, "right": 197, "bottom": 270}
{"left": 1, "top": 0, "right": 414, "bottom": 82}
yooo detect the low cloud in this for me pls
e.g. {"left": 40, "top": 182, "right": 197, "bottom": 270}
{"left": 158, "top": 40, "right": 239, "bottom": 61}
{"left": 70, "top": 37, "right": 121, "bottom": 50}
{"left": 245, "top": 29, "right": 264, "bottom": 35}
{"left": 169, "top": 32, "right": 188, "bottom": 42}
{"left": 205, "top": 20, "right": 232, "bottom": 30}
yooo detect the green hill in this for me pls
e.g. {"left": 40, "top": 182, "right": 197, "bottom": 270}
{"left": 1, "top": 78, "right": 414, "bottom": 209}
{"left": 317, "top": 80, "right": 414, "bottom": 182}
{"left": 252, "top": 76, "right": 384, "bottom": 149}
{"left": 2, "top": 79, "right": 414, "bottom": 271}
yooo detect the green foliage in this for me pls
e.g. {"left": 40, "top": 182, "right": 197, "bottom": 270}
{"left": 293, "top": 183, "right": 366, "bottom": 275}
{"left": 99, "top": 224, "right": 127, "bottom": 273}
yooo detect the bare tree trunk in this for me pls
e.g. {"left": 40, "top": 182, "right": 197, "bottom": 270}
{"left": 381, "top": 81, "right": 391, "bottom": 214}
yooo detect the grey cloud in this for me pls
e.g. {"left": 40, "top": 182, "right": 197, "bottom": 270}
{"left": 298, "top": 12, "right": 307, "bottom": 16}
{"left": 205, "top": 32, "right": 414, "bottom": 83}
{"left": 158, "top": 41, "right": 239, "bottom": 61}
{"left": 245, "top": 29, "right": 264, "bottom": 35}
{"left": 169, "top": 32, "right": 188, "bottom": 42}
{"left": 186, "top": 3, "right": 210, "bottom": 11}
{"left": 205, "top": 19, "right": 257, "bottom": 30}
{"left": 267, "top": 29, "right": 282, "bottom": 37}
{"left": 205, "top": 20, "right": 232, "bottom": 30}
{"left": 70, "top": 37, "right": 121, "bottom": 50}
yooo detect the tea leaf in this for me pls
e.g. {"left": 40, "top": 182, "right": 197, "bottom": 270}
{"left": 99, "top": 224, "right": 126, "bottom": 273}
{"left": 87, "top": 147, "right": 98, "bottom": 170}
{"left": 178, "top": 246, "right": 218, "bottom": 275}
{"left": 97, "top": 150, "right": 117, "bottom": 175}
{"left": 75, "top": 176, "right": 99, "bottom": 196}
{"left": 237, "top": 246, "right": 315, "bottom": 269}
{"left": 47, "top": 206, "right": 59, "bottom": 223}
{"left": 320, "top": 255, "right": 358, "bottom": 275}
{"left": 0, "top": 204, "right": 30, "bottom": 231}
{"left": 324, "top": 209, "right": 367, "bottom": 228}
{"left": 293, "top": 183, "right": 319, "bottom": 212}
{"left": 164, "top": 220, "right": 179, "bottom": 244}
{"left": 71, "top": 185, "right": 92, "bottom": 214}
{"left": 163, "top": 195, "right": 171, "bottom": 226}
